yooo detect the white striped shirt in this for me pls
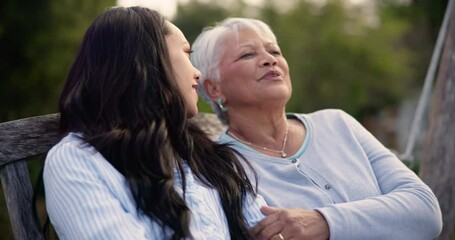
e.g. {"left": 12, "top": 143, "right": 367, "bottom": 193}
{"left": 44, "top": 133, "right": 265, "bottom": 240}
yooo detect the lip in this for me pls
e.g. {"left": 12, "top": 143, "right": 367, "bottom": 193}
{"left": 192, "top": 83, "right": 198, "bottom": 90}
{"left": 259, "top": 69, "right": 282, "bottom": 81}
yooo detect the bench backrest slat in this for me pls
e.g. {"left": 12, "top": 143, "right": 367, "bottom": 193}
{"left": 0, "top": 114, "right": 59, "bottom": 167}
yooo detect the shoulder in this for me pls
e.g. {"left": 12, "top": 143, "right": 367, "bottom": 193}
{"left": 46, "top": 133, "right": 94, "bottom": 163}
{"left": 44, "top": 133, "right": 103, "bottom": 178}
{"left": 306, "top": 108, "right": 350, "bottom": 119}
{"left": 289, "top": 109, "right": 365, "bottom": 140}
{"left": 292, "top": 109, "right": 355, "bottom": 127}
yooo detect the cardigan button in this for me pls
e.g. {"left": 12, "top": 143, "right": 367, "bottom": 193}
{"left": 325, "top": 184, "right": 331, "bottom": 190}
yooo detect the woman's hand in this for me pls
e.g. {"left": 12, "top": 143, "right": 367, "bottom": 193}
{"left": 251, "top": 206, "right": 330, "bottom": 240}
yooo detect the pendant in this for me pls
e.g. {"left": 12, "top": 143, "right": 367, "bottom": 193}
{"left": 281, "top": 152, "right": 287, "bottom": 158}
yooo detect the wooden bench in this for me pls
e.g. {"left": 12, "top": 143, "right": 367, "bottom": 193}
{"left": 0, "top": 112, "right": 225, "bottom": 240}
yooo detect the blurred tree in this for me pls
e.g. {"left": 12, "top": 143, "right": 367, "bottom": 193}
{"left": 174, "top": 1, "right": 230, "bottom": 45}
{"left": 0, "top": 0, "right": 115, "bottom": 238}
{"left": 0, "top": 0, "right": 115, "bottom": 123}
{"left": 420, "top": 25, "right": 455, "bottom": 237}
{"left": 379, "top": 0, "right": 449, "bottom": 92}
{"left": 417, "top": 0, "right": 454, "bottom": 239}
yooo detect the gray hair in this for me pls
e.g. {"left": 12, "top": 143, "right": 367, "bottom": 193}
{"left": 191, "top": 17, "right": 277, "bottom": 123}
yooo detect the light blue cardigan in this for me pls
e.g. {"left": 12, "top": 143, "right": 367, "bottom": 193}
{"left": 219, "top": 109, "right": 442, "bottom": 240}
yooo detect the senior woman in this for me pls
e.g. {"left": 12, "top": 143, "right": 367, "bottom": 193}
{"left": 190, "top": 17, "right": 442, "bottom": 240}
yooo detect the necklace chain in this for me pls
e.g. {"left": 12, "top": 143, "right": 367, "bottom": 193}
{"left": 228, "top": 124, "right": 289, "bottom": 158}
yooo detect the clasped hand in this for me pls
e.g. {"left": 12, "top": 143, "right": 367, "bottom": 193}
{"left": 251, "top": 206, "right": 330, "bottom": 240}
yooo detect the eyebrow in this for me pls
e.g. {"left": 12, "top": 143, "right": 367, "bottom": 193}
{"left": 237, "top": 43, "right": 256, "bottom": 49}
{"left": 238, "top": 42, "right": 277, "bottom": 49}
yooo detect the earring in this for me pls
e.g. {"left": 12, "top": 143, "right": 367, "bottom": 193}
{"left": 217, "top": 98, "right": 227, "bottom": 112}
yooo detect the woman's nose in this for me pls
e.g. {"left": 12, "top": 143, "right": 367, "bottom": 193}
{"left": 260, "top": 53, "right": 277, "bottom": 67}
{"left": 194, "top": 68, "right": 201, "bottom": 80}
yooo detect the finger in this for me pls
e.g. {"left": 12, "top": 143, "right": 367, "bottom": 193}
{"left": 251, "top": 213, "right": 280, "bottom": 236}
{"left": 256, "top": 220, "right": 283, "bottom": 240}
{"left": 261, "top": 205, "right": 281, "bottom": 215}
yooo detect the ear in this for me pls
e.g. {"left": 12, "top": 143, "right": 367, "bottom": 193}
{"left": 203, "top": 79, "right": 224, "bottom": 102}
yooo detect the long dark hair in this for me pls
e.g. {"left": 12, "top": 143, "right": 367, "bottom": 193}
{"left": 58, "top": 6, "right": 256, "bottom": 240}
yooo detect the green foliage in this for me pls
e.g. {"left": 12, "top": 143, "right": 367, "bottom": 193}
{"left": 174, "top": 1, "right": 231, "bottom": 44}
{"left": 379, "top": 0, "right": 449, "bottom": 92}
{"left": 0, "top": 0, "right": 115, "bottom": 237}
{"left": 0, "top": 0, "right": 116, "bottom": 122}
{"left": 2, "top": 0, "right": 443, "bottom": 121}
{"left": 279, "top": 0, "right": 414, "bottom": 117}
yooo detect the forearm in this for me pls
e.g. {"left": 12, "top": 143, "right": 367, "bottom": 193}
{"left": 326, "top": 111, "right": 443, "bottom": 239}
{"left": 317, "top": 185, "right": 442, "bottom": 240}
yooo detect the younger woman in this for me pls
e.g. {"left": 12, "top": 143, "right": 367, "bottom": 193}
{"left": 44, "top": 7, "right": 264, "bottom": 239}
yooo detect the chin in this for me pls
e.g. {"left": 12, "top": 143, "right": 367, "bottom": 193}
{"left": 187, "top": 108, "right": 198, "bottom": 119}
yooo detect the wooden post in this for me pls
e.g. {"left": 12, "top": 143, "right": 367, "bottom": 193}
{"left": 419, "top": 2, "right": 455, "bottom": 239}
{"left": 0, "top": 161, "right": 44, "bottom": 240}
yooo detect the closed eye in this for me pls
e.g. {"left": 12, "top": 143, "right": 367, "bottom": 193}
{"left": 239, "top": 52, "right": 255, "bottom": 59}
{"left": 269, "top": 50, "right": 281, "bottom": 56}
{"left": 185, "top": 49, "right": 193, "bottom": 58}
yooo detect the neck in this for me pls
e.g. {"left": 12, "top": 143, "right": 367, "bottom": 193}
{"left": 227, "top": 107, "right": 288, "bottom": 152}
{"left": 229, "top": 107, "right": 287, "bottom": 136}
{"left": 228, "top": 123, "right": 289, "bottom": 158}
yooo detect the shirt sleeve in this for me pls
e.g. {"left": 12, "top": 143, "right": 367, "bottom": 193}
{"left": 43, "top": 140, "right": 153, "bottom": 240}
{"left": 242, "top": 193, "right": 267, "bottom": 229}
{"left": 316, "top": 110, "right": 442, "bottom": 240}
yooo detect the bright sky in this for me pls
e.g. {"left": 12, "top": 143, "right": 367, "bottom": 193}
{"left": 117, "top": 0, "right": 180, "bottom": 18}
{"left": 116, "top": 0, "right": 369, "bottom": 18}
